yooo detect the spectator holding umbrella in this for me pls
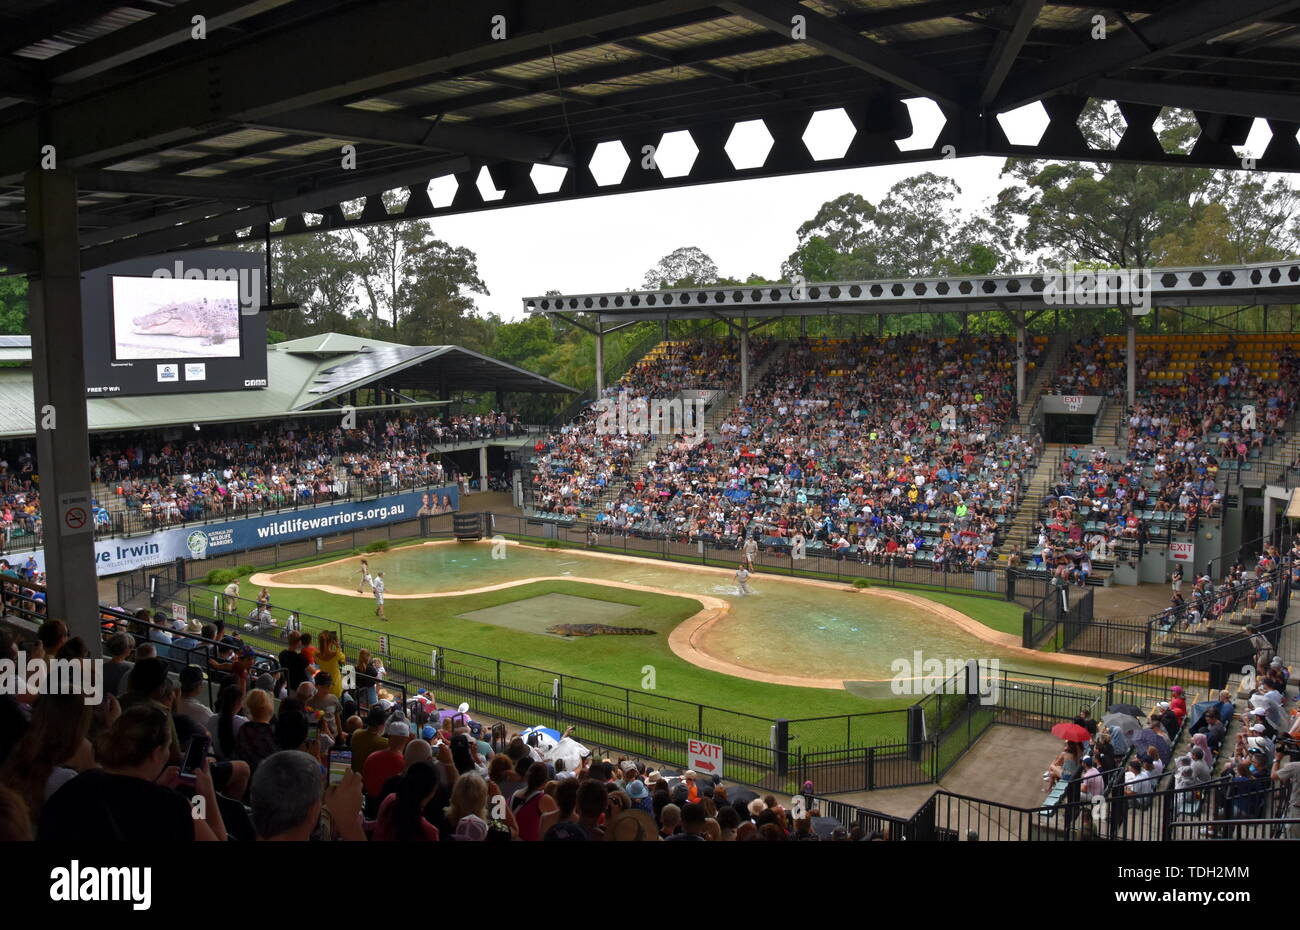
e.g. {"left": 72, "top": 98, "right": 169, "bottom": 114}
{"left": 1045, "top": 722, "right": 1089, "bottom": 789}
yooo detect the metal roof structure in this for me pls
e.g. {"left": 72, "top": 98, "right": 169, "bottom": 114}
{"left": 6, "top": 0, "right": 1300, "bottom": 273}
{"left": 0, "top": 333, "right": 575, "bottom": 437}
{"left": 9, "top": 0, "right": 1300, "bottom": 646}
{"left": 525, "top": 260, "right": 1300, "bottom": 321}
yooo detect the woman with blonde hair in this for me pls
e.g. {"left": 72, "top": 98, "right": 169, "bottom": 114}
{"left": 234, "top": 688, "right": 277, "bottom": 774}
{"left": 445, "top": 773, "right": 489, "bottom": 840}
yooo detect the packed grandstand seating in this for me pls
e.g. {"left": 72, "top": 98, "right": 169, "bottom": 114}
{"left": 1029, "top": 333, "right": 1300, "bottom": 579}
{"left": 533, "top": 334, "right": 1044, "bottom": 569}
{"left": 0, "top": 411, "right": 524, "bottom": 547}
{"left": 527, "top": 337, "right": 775, "bottom": 517}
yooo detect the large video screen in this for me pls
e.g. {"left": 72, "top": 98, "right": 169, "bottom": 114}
{"left": 111, "top": 276, "right": 242, "bottom": 360}
{"left": 82, "top": 250, "right": 268, "bottom": 398}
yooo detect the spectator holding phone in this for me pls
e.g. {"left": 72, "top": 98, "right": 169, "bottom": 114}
{"left": 40, "top": 705, "right": 226, "bottom": 842}
{"left": 250, "top": 750, "right": 365, "bottom": 841}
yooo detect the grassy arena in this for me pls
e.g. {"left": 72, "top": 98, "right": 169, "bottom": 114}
{"left": 222, "top": 572, "right": 911, "bottom": 721}
{"left": 207, "top": 537, "right": 1087, "bottom": 748}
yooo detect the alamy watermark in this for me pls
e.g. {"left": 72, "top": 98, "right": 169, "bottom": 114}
{"left": 0, "top": 652, "right": 103, "bottom": 704}
{"left": 593, "top": 389, "right": 706, "bottom": 443}
{"left": 889, "top": 652, "right": 1000, "bottom": 705}
{"left": 1043, "top": 263, "right": 1151, "bottom": 315}
{"left": 152, "top": 260, "right": 262, "bottom": 314}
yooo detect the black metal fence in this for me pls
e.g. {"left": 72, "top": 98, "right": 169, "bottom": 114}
{"left": 1021, "top": 581, "right": 1094, "bottom": 650}
{"left": 816, "top": 772, "right": 1295, "bottom": 842}
{"left": 498, "top": 512, "right": 1012, "bottom": 598}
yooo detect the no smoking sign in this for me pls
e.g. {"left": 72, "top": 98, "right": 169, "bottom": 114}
{"left": 58, "top": 491, "right": 94, "bottom": 537}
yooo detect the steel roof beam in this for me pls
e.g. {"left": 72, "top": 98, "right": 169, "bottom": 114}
{"left": 720, "top": 0, "right": 966, "bottom": 106}
{"left": 992, "top": 0, "right": 1300, "bottom": 111}
{"left": 979, "top": 0, "right": 1044, "bottom": 107}
{"left": 245, "top": 104, "right": 573, "bottom": 167}
{"left": 0, "top": 0, "right": 714, "bottom": 182}
{"left": 44, "top": 0, "right": 298, "bottom": 84}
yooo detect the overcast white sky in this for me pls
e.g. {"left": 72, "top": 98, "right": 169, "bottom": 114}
{"left": 410, "top": 102, "right": 1275, "bottom": 323}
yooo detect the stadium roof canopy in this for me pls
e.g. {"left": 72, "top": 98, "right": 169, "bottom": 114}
{"left": 6, "top": 0, "right": 1300, "bottom": 273}
{"left": 0, "top": 333, "right": 575, "bottom": 438}
{"left": 11, "top": 0, "right": 1300, "bottom": 640}
{"left": 525, "top": 260, "right": 1300, "bottom": 322}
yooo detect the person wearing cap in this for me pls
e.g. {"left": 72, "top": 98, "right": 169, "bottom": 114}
{"left": 1168, "top": 686, "right": 1187, "bottom": 725}
{"left": 362, "top": 718, "right": 410, "bottom": 814}
{"left": 1248, "top": 725, "right": 1276, "bottom": 758}
{"left": 147, "top": 611, "right": 174, "bottom": 662}
{"left": 1124, "top": 757, "right": 1154, "bottom": 809}
{"left": 372, "top": 571, "right": 386, "bottom": 619}
{"left": 1078, "top": 755, "right": 1103, "bottom": 800}
{"left": 682, "top": 770, "right": 703, "bottom": 804}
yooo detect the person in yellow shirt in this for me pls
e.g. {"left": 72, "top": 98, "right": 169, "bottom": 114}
{"left": 315, "top": 630, "right": 347, "bottom": 698}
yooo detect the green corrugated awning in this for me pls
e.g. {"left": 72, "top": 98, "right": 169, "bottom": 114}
{"left": 0, "top": 333, "right": 575, "bottom": 438}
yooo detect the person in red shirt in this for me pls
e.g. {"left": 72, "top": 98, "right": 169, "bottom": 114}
{"left": 1169, "top": 686, "right": 1188, "bottom": 725}
{"left": 362, "top": 719, "right": 410, "bottom": 818}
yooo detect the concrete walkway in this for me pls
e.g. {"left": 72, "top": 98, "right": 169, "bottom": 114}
{"left": 828, "top": 725, "right": 1067, "bottom": 818}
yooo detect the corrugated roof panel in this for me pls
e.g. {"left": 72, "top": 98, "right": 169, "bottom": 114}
{"left": 638, "top": 14, "right": 766, "bottom": 51}
{"left": 199, "top": 129, "right": 289, "bottom": 149}
{"left": 492, "top": 44, "right": 638, "bottom": 80}
{"left": 569, "top": 65, "right": 707, "bottom": 95}
{"left": 346, "top": 99, "right": 405, "bottom": 112}
{"left": 709, "top": 44, "right": 821, "bottom": 71}
{"left": 450, "top": 92, "right": 564, "bottom": 118}
{"left": 12, "top": 5, "right": 156, "bottom": 60}
{"left": 392, "top": 77, "right": 500, "bottom": 104}
{"left": 264, "top": 138, "right": 351, "bottom": 156}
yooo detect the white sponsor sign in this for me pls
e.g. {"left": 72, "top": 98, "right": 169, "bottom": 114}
{"left": 1170, "top": 541, "right": 1195, "bottom": 563}
{"left": 687, "top": 738, "right": 723, "bottom": 778}
{"left": 156, "top": 364, "right": 179, "bottom": 383}
{"left": 184, "top": 363, "right": 206, "bottom": 381}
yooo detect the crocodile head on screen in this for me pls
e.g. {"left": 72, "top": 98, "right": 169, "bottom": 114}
{"left": 133, "top": 299, "right": 240, "bottom": 346}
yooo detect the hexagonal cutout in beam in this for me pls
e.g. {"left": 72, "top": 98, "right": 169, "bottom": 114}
{"left": 896, "top": 98, "right": 945, "bottom": 152}
{"left": 1156, "top": 107, "right": 1199, "bottom": 156}
{"left": 426, "top": 175, "right": 458, "bottom": 209}
{"left": 1078, "top": 99, "right": 1127, "bottom": 151}
{"left": 997, "top": 101, "right": 1050, "bottom": 147}
{"left": 725, "top": 119, "right": 774, "bottom": 170}
{"left": 530, "top": 163, "right": 568, "bottom": 195}
{"left": 652, "top": 130, "right": 699, "bottom": 179}
{"left": 589, "top": 140, "right": 631, "bottom": 186}
{"left": 804, "top": 108, "right": 856, "bottom": 161}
